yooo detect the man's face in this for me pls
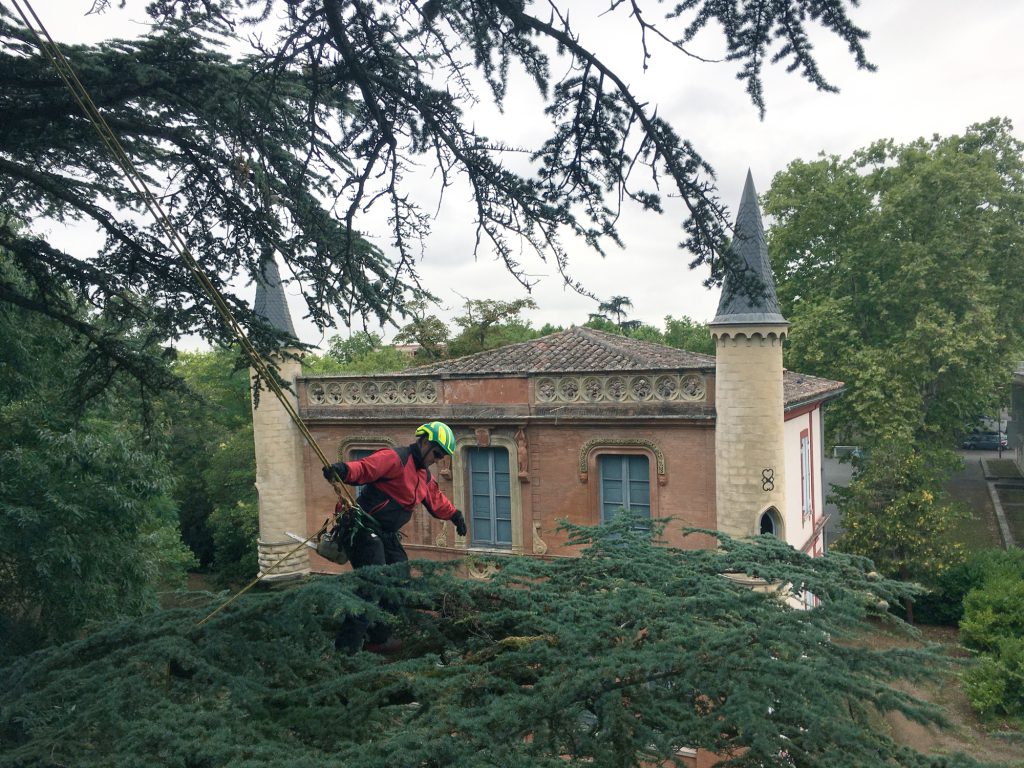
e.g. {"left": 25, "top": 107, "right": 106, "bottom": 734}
{"left": 419, "top": 438, "right": 443, "bottom": 467}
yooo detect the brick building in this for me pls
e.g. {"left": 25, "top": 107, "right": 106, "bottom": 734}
{"left": 251, "top": 172, "right": 843, "bottom": 578}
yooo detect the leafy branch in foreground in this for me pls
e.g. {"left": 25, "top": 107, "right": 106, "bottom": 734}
{"left": 1, "top": 520, "right": 986, "bottom": 767}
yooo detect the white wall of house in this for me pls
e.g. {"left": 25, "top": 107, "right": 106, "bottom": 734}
{"left": 782, "top": 407, "right": 825, "bottom": 554}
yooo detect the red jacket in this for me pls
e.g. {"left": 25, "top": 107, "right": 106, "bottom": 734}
{"left": 344, "top": 444, "right": 457, "bottom": 532}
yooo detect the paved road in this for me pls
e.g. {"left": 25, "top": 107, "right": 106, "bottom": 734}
{"left": 821, "top": 449, "right": 1004, "bottom": 551}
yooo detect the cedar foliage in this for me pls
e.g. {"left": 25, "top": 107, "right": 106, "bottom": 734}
{"left": 2, "top": 0, "right": 875, "bottom": 390}
{"left": 0, "top": 520, "right": 988, "bottom": 767}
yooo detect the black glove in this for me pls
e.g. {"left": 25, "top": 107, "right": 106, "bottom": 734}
{"left": 451, "top": 510, "right": 467, "bottom": 537}
{"left": 322, "top": 461, "right": 348, "bottom": 482}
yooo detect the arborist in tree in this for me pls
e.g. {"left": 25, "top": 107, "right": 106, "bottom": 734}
{"left": 322, "top": 421, "right": 467, "bottom": 654}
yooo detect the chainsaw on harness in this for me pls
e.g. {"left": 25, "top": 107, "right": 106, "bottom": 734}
{"left": 312, "top": 498, "right": 385, "bottom": 564}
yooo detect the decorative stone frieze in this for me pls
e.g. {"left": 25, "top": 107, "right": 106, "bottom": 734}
{"left": 534, "top": 373, "right": 705, "bottom": 404}
{"left": 307, "top": 378, "right": 439, "bottom": 406}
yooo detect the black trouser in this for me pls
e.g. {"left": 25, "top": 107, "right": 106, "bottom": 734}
{"left": 334, "top": 528, "right": 408, "bottom": 653}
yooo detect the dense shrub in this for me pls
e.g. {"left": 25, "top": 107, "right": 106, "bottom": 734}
{"left": 961, "top": 573, "right": 1024, "bottom": 718}
{"left": 914, "top": 548, "right": 1024, "bottom": 626}
{"left": 207, "top": 499, "right": 260, "bottom": 584}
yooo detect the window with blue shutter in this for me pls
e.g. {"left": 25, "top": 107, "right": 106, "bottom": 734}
{"left": 598, "top": 454, "right": 650, "bottom": 523}
{"left": 468, "top": 447, "right": 512, "bottom": 547}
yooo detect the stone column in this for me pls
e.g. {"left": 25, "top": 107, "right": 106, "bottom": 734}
{"left": 251, "top": 351, "right": 310, "bottom": 580}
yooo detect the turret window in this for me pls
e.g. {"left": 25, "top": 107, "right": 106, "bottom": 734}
{"left": 759, "top": 508, "right": 781, "bottom": 537}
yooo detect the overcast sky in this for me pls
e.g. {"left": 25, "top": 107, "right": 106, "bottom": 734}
{"left": 39, "top": 2, "right": 1024, "bottom": 349}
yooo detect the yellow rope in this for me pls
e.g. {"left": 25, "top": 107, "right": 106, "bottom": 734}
{"left": 194, "top": 522, "right": 328, "bottom": 628}
{"left": 9, "top": 0, "right": 358, "bottom": 623}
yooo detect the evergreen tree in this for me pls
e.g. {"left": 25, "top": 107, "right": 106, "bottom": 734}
{"left": 0, "top": 519, "right": 993, "bottom": 767}
{"left": 2, "top": 1, "right": 876, "bottom": 389}
{"left": 598, "top": 295, "right": 635, "bottom": 327}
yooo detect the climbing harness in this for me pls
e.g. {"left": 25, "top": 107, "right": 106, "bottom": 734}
{"left": 7, "top": 0, "right": 359, "bottom": 627}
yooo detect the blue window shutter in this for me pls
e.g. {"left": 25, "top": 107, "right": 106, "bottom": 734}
{"left": 599, "top": 454, "right": 650, "bottom": 523}
{"left": 467, "top": 447, "right": 512, "bottom": 547}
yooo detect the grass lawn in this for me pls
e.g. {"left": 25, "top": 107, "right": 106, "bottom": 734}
{"left": 949, "top": 508, "right": 1003, "bottom": 552}
{"left": 1002, "top": 503, "right": 1024, "bottom": 545}
{"left": 987, "top": 459, "right": 1024, "bottom": 480}
{"left": 947, "top": 457, "right": 1004, "bottom": 552}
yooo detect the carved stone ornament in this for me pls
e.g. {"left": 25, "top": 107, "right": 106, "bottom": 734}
{"left": 307, "top": 378, "right": 442, "bottom": 406}
{"left": 533, "top": 373, "right": 706, "bottom": 404}
{"left": 466, "top": 559, "right": 499, "bottom": 580}
{"left": 532, "top": 521, "right": 548, "bottom": 555}
{"left": 578, "top": 438, "right": 667, "bottom": 485}
{"left": 515, "top": 427, "right": 529, "bottom": 482}
{"left": 475, "top": 427, "right": 491, "bottom": 447}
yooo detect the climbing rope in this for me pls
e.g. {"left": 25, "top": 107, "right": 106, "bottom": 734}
{"left": 8, "top": 0, "right": 359, "bottom": 624}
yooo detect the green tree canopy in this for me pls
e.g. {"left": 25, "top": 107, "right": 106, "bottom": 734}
{"left": 765, "top": 118, "right": 1024, "bottom": 448}
{"left": 663, "top": 314, "right": 715, "bottom": 356}
{"left": 449, "top": 297, "right": 540, "bottom": 356}
{"left": 2, "top": 0, "right": 876, "bottom": 390}
{"left": 0, "top": 520, "right": 988, "bottom": 767}
{"left": 393, "top": 299, "right": 452, "bottom": 360}
{"left": 831, "top": 442, "right": 968, "bottom": 590}
{"left": 162, "top": 348, "right": 258, "bottom": 575}
{"left": 0, "top": 255, "right": 193, "bottom": 656}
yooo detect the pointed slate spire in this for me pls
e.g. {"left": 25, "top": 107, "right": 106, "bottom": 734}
{"left": 711, "top": 170, "right": 787, "bottom": 325}
{"left": 253, "top": 254, "right": 298, "bottom": 341}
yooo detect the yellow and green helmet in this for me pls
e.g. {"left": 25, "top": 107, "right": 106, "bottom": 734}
{"left": 415, "top": 421, "right": 455, "bottom": 455}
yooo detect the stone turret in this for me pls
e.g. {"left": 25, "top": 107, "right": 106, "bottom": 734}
{"left": 251, "top": 256, "right": 309, "bottom": 580}
{"left": 711, "top": 172, "right": 789, "bottom": 538}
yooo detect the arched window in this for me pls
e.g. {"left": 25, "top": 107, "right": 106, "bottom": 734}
{"left": 759, "top": 507, "right": 781, "bottom": 537}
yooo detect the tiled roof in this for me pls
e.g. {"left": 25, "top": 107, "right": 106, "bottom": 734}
{"left": 398, "top": 326, "right": 716, "bottom": 376}
{"left": 783, "top": 370, "right": 844, "bottom": 407}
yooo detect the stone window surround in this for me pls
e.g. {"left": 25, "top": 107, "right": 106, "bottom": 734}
{"left": 758, "top": 505, "right": 783, "bottom": 539}
{"left": 580, "top": 440, "right": 663, "bottom": 524}
{"left": 447, "top": 432, "right": 525, "bottom": 555}
{"left": 578, "top": 438, "right": 666, "bottom": 486}
{"left": 337, "top": 435, "right": 398, "bottom": 460}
